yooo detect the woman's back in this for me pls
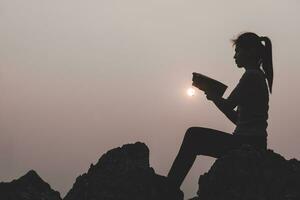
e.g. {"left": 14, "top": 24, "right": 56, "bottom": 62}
{"left": 233, "top": 68, "right": 269, "bottom": 136}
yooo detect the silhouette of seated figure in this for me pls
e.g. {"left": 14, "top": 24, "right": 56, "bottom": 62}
{"left": 167, "top": 32, "right": 274, "bottom": 190}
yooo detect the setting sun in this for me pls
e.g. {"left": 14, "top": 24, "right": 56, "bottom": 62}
{"left": 187, "top": 88, "right": 196, "bottom": 96}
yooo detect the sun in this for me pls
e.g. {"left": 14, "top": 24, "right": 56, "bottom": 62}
{"left": 187, "top": 88, "right": 195, "bottom": 96}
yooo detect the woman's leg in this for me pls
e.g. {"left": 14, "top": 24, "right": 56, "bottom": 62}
{"left": 167, "top": 127, "right": 239, "bottom": 189}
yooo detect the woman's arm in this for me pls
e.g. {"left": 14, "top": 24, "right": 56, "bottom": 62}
{"left": 205, "top": 70, "right": 257, "bottom": 125}
{"left": 212, "top": 97, "right": 238, "bottom": 125}
{"left": 206, "top": 93, "right": 238, "bottom": 125}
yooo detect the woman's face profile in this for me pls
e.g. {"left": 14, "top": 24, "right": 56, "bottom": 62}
{"left": 234, "top": 46, "right": 250, "bottom": 68}
{"left": 234, "top": 46, "right": 258, "bottom": 69}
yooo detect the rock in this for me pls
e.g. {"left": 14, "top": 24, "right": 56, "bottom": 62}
{"left": 64, "top": 142, "right": 183, "bottom": 200}
{"left": 190, "top": 145, "right": 300, "bottom": 200}
{"left": 0, "top": 170, "right": 62, "bottom": 200}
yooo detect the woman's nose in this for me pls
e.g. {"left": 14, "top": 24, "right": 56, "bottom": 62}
{"left": 234, "top": 52, "right": 239, "bottom": 59}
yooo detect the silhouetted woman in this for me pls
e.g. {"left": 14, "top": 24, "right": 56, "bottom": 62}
{"left": 167, "top": 32, "right": 273, "bottom": 190}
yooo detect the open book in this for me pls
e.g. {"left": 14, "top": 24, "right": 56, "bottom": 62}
{"left": 192, "top": 72, "right": 228, "bottom": 97}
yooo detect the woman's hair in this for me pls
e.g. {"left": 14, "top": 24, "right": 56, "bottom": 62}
{"left": 232, "top": 32, "right": 273, "bottom": 94}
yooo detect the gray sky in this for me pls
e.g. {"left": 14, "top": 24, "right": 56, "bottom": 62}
{"left": 1, "top": 0, "right": 300, "bottom": 198}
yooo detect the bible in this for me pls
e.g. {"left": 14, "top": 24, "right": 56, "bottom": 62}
{"left": 192, "top": 72, "right": 228, "bottom": 97}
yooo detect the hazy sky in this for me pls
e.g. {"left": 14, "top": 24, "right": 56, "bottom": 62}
{"left": 1, "top": 0, "right": 300, "bottom": 198}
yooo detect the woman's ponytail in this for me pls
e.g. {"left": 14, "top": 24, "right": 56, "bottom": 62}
{"left": 260, "top": 36, "right": 273, "bottom": 94}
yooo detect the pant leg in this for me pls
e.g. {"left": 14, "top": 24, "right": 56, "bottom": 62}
{"left": 167, "top": 127, "right": 240, "bottom": 188}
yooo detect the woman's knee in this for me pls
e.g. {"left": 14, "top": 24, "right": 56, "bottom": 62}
{"left": 184, "top": 127, "right": 205, "bottom": 141}
{"left": 182, "top": 127, "right": 207, "bottom": 154}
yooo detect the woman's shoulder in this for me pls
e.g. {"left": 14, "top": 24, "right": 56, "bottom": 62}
{"left": 244, "top": 68, "right": 264, "bottom": 75}
{"left": 241, "top": 69, "right": 266, "bottom": 81}
{"left": 238, "top": 69, "right": 266, "bottom": 89}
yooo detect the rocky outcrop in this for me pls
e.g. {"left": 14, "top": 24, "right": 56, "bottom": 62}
{"left": 0, "top": 170, "right": 61, "bottom": 200}
{"left": 3, "top": 142, "right": 298, "bottom": 200}
{"left": 64, "top": 142, "right": 183, "bottom": 200}
{"left": 190, "top": 145, "right": 300, "bottom": 200}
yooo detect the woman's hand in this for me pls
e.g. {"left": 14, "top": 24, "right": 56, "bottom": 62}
{"left": 205, "top": 92, "right": 220, "bottom": 102}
